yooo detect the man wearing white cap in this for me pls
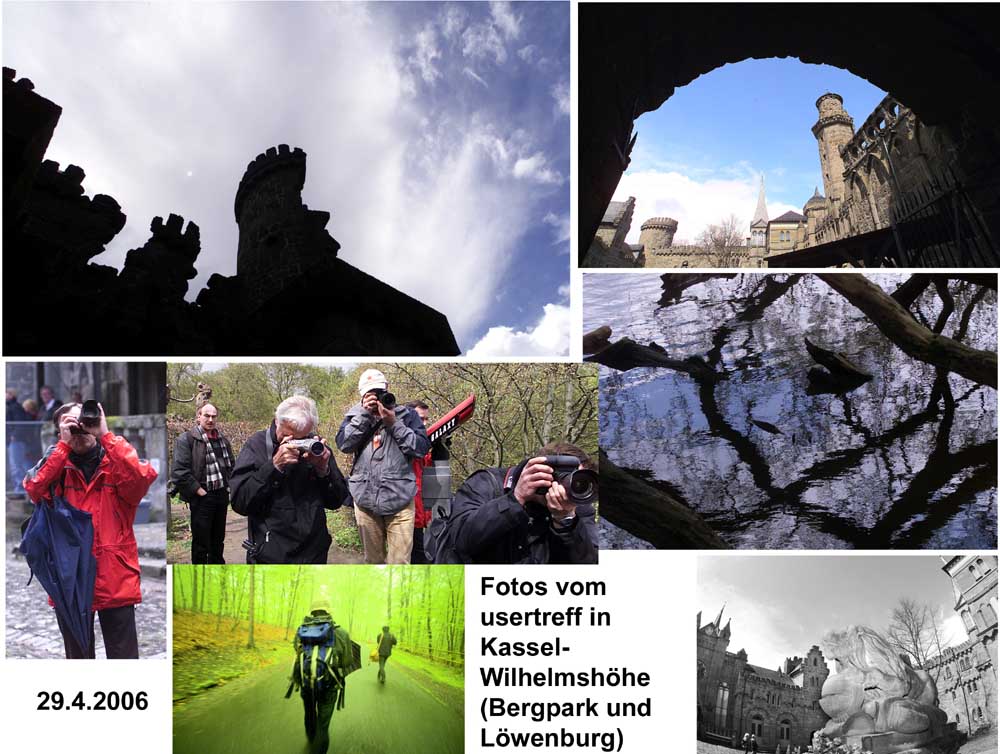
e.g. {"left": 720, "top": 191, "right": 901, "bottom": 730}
{"left": 336, "top": 369, "right": 430, "bottom": 564}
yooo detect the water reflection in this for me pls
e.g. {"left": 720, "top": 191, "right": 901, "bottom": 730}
{"left": 587, "top": 273, "right": 998, "bottom": 549}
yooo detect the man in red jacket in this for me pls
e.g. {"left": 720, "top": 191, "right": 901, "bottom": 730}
{"left": 23, "top": 402, "right": 157, "bottom": 659}
{"left": 405, "top": 401, "right": 433, "bottom": 564}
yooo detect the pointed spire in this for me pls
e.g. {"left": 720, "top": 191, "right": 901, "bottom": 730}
{"left": 752, "top": 175, "right": 768, "bottom": 226}
{"left": 714, "top": 603, "right": 726, "bottom": 628}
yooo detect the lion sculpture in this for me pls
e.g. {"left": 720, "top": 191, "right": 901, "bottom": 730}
{"left": 818, "top": 625, "right": 962, "bottom": 754}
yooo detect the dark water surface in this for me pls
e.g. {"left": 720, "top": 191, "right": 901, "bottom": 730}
{"left": 586, "top": 273, "right": 998, "bottom": 549}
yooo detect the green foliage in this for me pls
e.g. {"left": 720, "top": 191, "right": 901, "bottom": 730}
{"left": 172, "top": 565, "right": 465, "bottom": 669}
{"left": 329, "top": 509, "right": 362, "bottom": 552}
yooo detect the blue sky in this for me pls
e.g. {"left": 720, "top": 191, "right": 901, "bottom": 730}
{"left": 699, "top": 556, "right": 973, "bottom": 671}
{"left": 615, "top": 58, "right": 887, "bottom": 243}
{"left": 2, "top": 1, "right": 570, "bottom": 355}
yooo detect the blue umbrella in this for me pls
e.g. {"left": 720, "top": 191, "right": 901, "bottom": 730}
{"left": 20, "top": 491, "right": 97, "bottom": 656}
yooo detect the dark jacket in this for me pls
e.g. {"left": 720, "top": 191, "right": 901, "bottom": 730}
{"left": 377, "top": 631, "right": 397, "bottom": 658}
{"left": 448, "top": 466, "right": 599, "bottom": 565}
{"left": 230, "top": 423, "right": 349, "bottom": 564}
{"left": 335, "top": 403, "right": 430, "bottom": 516}
{"left": 170, "top": 427, "right": 234, "bottom": 502}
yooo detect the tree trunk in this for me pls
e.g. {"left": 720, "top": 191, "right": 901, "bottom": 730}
{"left": 424, "top": 568, "right": 433, "bottom": 660}
{"left": 246, "top": 564, "right": 256, "bottom": 649}
{"left": 818, "top": 273, "right": 997, "bottom": 388}
{"left": 191, "top": 565, "right": 199, "bottom": 612}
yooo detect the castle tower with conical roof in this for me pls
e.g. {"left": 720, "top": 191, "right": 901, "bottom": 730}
{"left": 812, "top": 93, "right": 854, "bottom": 210}
{"left": 749, "top": 175, "right": 768, "bottom": 247}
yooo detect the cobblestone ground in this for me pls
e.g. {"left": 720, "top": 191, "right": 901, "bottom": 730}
{"left": 6, "top": 532, "right": 167, "bottom": 660}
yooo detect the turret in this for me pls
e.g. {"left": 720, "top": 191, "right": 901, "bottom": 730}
{"left": 803, "top": 186, "right": 827, "bottom": 246}
{"left": 234, "top": 144, "right": 340, "bottom": 306}
{"left": 638, "top": 216, "right": 678, "bottom": 254}
{"left": 812, "top": 93, "right": 854, "bottom": 209}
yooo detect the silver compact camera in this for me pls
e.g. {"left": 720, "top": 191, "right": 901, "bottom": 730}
{"left": 286, "top": 438, "right": 326, "bottom": 456}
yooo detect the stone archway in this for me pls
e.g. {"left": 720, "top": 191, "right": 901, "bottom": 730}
{"left": 580, "top": 4, "right": 1000, "bottom": 265}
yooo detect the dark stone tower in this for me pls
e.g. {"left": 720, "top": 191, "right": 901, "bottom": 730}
{"left": 234, "top": 144, "right": 340, "bottom": 307}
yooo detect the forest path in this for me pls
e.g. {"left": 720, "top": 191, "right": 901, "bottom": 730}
{"left": 173, "top": 650, "right": 463, "bottom": 754}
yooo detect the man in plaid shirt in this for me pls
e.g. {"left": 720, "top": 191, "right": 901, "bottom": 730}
{"left": 170, "top": 403, "right": 235, "bottom": 563}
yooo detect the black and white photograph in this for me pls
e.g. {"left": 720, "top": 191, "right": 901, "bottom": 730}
{"left": 697, "top": 554, "right": 998, "bottom": 754}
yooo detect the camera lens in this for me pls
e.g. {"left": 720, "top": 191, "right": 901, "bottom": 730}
{"left": 567, "top": 470, "right": 599, "bottom": 504}
{"left": 379, "top": 391, "right": 396, "bottom": 409}
{"left": 309, "top": 440, "right": 325, "bottom": 456}
{"left": 79, "top": 399, "right": 101, "bottom": 427}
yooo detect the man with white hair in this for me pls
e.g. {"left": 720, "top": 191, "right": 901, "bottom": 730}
{"left": 231, "top": 395, "right": 349, "bottom": 564}
{"left": 336, "top": 369, "right": 430, "bottom": 564}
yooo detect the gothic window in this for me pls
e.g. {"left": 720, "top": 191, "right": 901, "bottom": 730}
{"left": 945, "top": 666, "right": 952, "bottom": 679}
{"left": 715, "top": 683, "right": 730, "bottom": 730}
{"left": 962, "top": 610, "right": 976, "bottom": 633}
{"left": 750, "top": 715, "right": 764, "bottom": 738}
{"left": 698, "top": 661, "right": 706, "bottom": 680}
{"left": 813, "top": 658, "right": 817, "bottom": 666}
{"left": 779, "top": 721, "right": 791, "bottom": 741}
{"left": 970, "top": 562, "right": 983, "bottom": 580}
{"left": 974, "top": 610, "right": 987, "bottom": 631}
{"left": 983, "top": 603, "right": 998, "bottom": 625}
{"left": 977, "top": 707, "right": 982, "bottom": 720}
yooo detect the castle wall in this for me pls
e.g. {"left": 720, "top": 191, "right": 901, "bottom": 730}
{"left": 642, "top": 245, "right": 764, "bottom": 269}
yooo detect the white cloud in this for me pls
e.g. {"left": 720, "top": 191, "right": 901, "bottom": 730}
{"left": 544, "top": 211, "right": 571, "bottom": 246}
{"left": 613, "top": 169, "right": 800, "bottom": 244}
{"left": 462, "top": 20, "right": 506, "bottom": 64}
{"left": 463, "top": 67, "right": 489, "bottom": 88}
{"left": 466, "top": 303, "right": 570, "bottom": 357}
{"left": 440, "top": 5, "right": 465, "bottom": 39}
{"left": 489, "top": 1, "right": 521, "bottom": 40}
{"left": 410, "top": 24, "right": 442, "bottom": 84}
{"left": 517, "top": 44, "right": 537, "bottom": 63}
{"left": 551, "top": 80, "right": 570, "bottom": 116}
{"left": 513, "top": 152, "right": 562, "bottom": 184}
{"left": 557, "top": 283, "right": 570, "bottom": 299}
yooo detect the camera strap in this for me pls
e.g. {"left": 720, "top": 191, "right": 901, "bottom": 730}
{"left": 503, "top": 459, "right": 528, "bottom": 492}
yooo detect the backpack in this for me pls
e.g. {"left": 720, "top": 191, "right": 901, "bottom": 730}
{"left": 425, "top": 468, "right": 506, "bottom": 564}
{"left": 290, "top": 614, "right": 358, "bottom": 710}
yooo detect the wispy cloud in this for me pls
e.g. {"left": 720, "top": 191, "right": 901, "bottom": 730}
{"left": 463, "top": 67, "right": 489, "bottom": 88}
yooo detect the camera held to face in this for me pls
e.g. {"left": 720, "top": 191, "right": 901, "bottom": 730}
{"left": 70, "top": 399, "right": 101, "bottom": 435}
{"left": 371, "top": 388, "right": 396, "bottom": 410}
{"left": 535, "top": 455, "right": 599, "bottom": 505}
{"left": 286, "top": 438, "right": 326, "bottom": 456}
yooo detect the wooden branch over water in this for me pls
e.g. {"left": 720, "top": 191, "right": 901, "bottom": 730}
{"left": 818, "top": 273, "right": 997, "bottom": 389}
{"left": 584, "top": 336, "right": 720, "bottom": 382}
{"left": 600, "top": 451, "right": 728, "bottom": 549}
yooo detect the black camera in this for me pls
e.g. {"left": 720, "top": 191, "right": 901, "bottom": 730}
{"left": 535, "top": 455, "right": 599, "bottom": 505}
{"left": 372, "top": 388, "right": 396, "bottom": 410}
{"left": 286, "top": 438, "right": 326, "bottom": 456}
{"left": 69, "top": 400, "right": 101, "bottom": 434}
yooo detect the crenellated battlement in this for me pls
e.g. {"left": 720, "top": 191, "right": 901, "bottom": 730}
{"left": 234, "top": 144, "right": 306, "bottom": 222}
{"left": 3, "top": 66, "right": 36, "bottom": 91}
{"left": 640, "top": 216, "right": 678, "bottom": 231}
{"left": 150, "top": 213, "right": 200, "bottom": 249}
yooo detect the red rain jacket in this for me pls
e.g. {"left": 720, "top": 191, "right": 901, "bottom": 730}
{"left": 24, "top": 433, "right": 158, "bottom": 610}
{"left": 412, "top": 452, "right": 433, "bottom": 529}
